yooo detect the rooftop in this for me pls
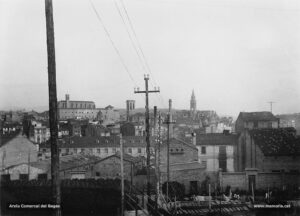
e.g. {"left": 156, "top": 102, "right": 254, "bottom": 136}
{"left": 249, "top": 128, "right": 300, "bottom": 156}
{"left": 196, "top": 133, "right": 238, "bottom": 146}
{"left": 39, "top": 136, "right": 156, "bottom": 148}
{"left": 238, "top": 111, "right": 278, "bottom": 122}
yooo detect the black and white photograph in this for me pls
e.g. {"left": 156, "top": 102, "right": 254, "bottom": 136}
{"left": 0, "top": 0, "right": 300, "bottom": 215}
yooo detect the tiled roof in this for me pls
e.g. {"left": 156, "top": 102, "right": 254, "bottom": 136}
{"left": 96, "top": 152, "right": 143, "bottom": 164}
{"left": 249, "top": 128, "right": 300, "bottom": 156}
{"left": 162, "top": 138, "right": 198, "bottom": 150}
{"left": 196, "top": 134, "right": 238, "bottom": 146}
{"left": 238, "top": 112, "right": 278, "bottom": 121}
{"left": 160, "top": 161, "right": 205, "bottom": 171}
{"left": 39, "top": 136, "right": 155, "bottom": 148}
{"left": 0, "top": 131, "right": 22, "bottom": 147}
{"left": 5, "top": 154, "right": 100, "bottom": 172}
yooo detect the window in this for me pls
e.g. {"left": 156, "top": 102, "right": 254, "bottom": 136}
{"left": 43, "top": 148, "right": 46, "bottom": 153}
{"left": 81, "top": 148, "right": 84, "bottom": 153}
{"left": 201, "top": 146, "right": 206, "bottom": 154}
{"left": 201, "top": 160, "right": 207, "bottom": 167}
{"left": 96, "top": 172, "right": 100, "bottom": 177}
{"left": 97, "top": 148, "right": 100, "bottom": 153}
{"left": 105, "top": 148, "right": 108, "bottom": 153}
{"left": 128, "top": 148, "right": 132, "bottom": 154}
{"left": 138, "top": 148, "right": 142, "bottom": 154}
{"left": 66, "top": 148, "right": 69, "bottom": 154}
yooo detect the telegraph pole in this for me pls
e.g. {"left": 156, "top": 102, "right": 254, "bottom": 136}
{"left": 134, "top": 74, "right": 160, "bottom": 203}
{"left": 153, "top": 106, "right": 158, "bottom": 210}
{"left": 45, "top": 0, "right": 61, "bottom": 215}
{"left": 120, "top": 134, "right": 124, "bottom": 216}
{"left": 164, "top": 99, "right": 175, "bottom": 200}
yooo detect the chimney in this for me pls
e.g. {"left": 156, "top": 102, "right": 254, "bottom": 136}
{"left": 191, "top": 132, "right": 196, "bottom": 145}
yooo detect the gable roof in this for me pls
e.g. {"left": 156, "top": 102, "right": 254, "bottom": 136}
{"left": 39, "top": 136, "right": 155, "bottom": 149}
{"left": 162, "top": 138, "right": 198, "bottom": 150}
{"left": 196, "top": 133, "right": 238, "bottom": 146}
{"left": 249, "top": 128, "right": 300, "bottom": 156}
{"left": 238, "top": 112, "right": 278, "bottom": 122}
{"left": 4, "top": 154, "right": 100, "bottom": 172}
{"left": 95, "top": 152, "right": 143, "bottom": 164}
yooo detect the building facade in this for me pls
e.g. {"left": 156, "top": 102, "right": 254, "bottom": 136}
{"left": 58, "top": 94, "right": 99, "bottom": 120}
{"left": 235, "top": 111, "right": 279, "bottom": 134}
{"left": 237, "top": 128, "right": 300, "bottom": 172}
{"left": 195, "top": 133, "right": 238, "bottom": 172}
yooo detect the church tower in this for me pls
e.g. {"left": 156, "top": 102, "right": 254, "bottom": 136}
{"left": 190, "top": 90, "right": 197, "bottom": 116}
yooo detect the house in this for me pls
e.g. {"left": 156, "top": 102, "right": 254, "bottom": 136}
{"left": 237, "top": 127, "right": 300, "bottom": 172}
{"left": 91, "top": 153, "right": 143, "bottom": 181}
{"left": 120, "top": 122, "right": 135, "bottom": 136}
{"left": 3, "top": 154, "right": 100, "bottom": 180}
{"left": 38, "top": 136, "right": 155, "bottom": 159}
{"left": 0, "top": 132, "right": 38, "bottom": 171}
{"left": 235, "top": 111, "right": 279, "bottom": 134}
{"left": 159, "top": 138, "right": 208, "bottom": 194}
{"left": 3, "top": 153, "right": 144, "bottom": 182}
{"left": 85, "top": 124, "right": 110, "bottom": 137}
{"left": 98, "top": 105, "right": 120, "bottom": 126}
{"left": 195, "top": 133, "right": 238, "bottom": 172}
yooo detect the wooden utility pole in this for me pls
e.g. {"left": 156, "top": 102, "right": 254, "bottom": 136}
{"left": 153, "top": 106, "right": 158, "bottom": 210}
{"left": 45, "top": 0, "right": 61, "bottom": 215}
{"left": 120, "top": 134, "right": 124, "bottom": 216}
{"left": 157, "top": 114, "right": 162, "bottom": 194}
{"left": 164, "top": 99, "right": 175, "bottom": 200}
{"left": 134, "top": 74, "right": 160, "bottom": 203}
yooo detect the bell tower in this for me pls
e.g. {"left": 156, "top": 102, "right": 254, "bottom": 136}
{"left": 190, "top": 90, "right": 196, "bottom": 116}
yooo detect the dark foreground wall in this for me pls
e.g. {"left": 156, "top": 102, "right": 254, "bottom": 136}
{"left": 0, "top": 179, "right": 123, "bottom": 216}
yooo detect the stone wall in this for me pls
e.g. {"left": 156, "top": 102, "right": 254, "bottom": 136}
{"left": 220, "top": 170, "right": 300, "bottom": 191}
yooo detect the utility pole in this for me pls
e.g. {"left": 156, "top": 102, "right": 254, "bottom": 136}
{"left": 164, "top": 99, "right": 175, "bottom": 201}
{"left": 120, "top": 134, "right": 124, "bottom": 216}
{"left": 157, "top": 114, "right": 162, "bottom": 195}
{"left": 268, "top": 101, "right": 275, "bottom": 113}
{"left": 45, "top": 1, "right": 61, "bottom": 215}
{"left": 134, "top": 74, "right": 160, "bottom": 204}
{"left": 153, "top": 106, "right": 158, "bottom": 210}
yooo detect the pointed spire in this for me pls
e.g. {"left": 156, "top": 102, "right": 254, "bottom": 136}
{"left": 191, "top": 89, "right": 196, "bottom": 100}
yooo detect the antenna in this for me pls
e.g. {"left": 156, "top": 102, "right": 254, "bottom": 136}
{"left": 268, "top": 101, "right": 275, "bottom": 113}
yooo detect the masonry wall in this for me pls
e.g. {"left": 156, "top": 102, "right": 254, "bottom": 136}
{"left": 220, "top": 171, "right": 300, "bottom": 191}
{"left": 161, "top": 169, "right": 218, "bottom": 194}
{"left": 92, "top": 157, "right": 134, "bottom": 180}
{"left": 160, "top": 143, "right": 198, "bottom": 165}
{"left": 58, "top": 109, "right": 99, "bottom": 120}
{"left": 197, "top": 145, "right": 236, "bottom": 172}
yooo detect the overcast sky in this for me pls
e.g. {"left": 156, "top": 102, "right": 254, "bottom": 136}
{"left": 0, "top": 0, "right": 299, "bottom": 116}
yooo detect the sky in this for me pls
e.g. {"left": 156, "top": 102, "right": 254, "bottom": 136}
{"left": 0, "top": 0, "right": 299, "bottom": 116}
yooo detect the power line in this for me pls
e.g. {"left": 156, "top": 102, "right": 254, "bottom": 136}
{"left": 89, "top": 0, "right": 137, "bottom": 86}
{"left": 118, "top": 0, "right": 167, "bottom": 108}
{"left": 114, "top": 0, "right": 148, "bottom": 75}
